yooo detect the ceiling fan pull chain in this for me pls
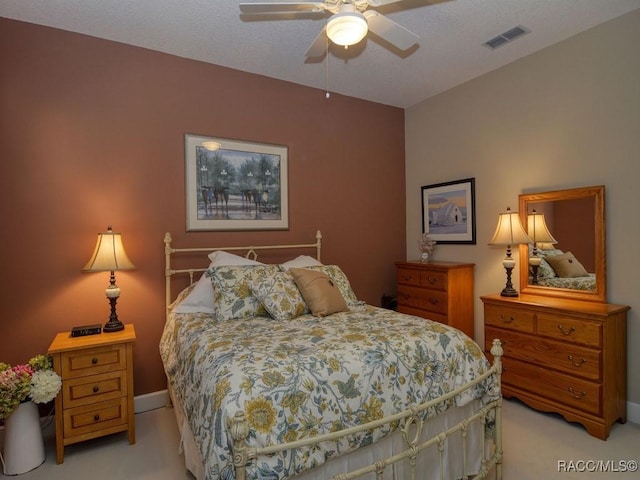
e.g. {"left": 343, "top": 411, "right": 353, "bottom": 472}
{"left": 325, "top": 27, "right": 331, "bottom": 99}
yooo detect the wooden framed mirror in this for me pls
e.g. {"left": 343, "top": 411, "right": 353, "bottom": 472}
{"left": 518, "top": 185, "right": 605, "bottom": 302}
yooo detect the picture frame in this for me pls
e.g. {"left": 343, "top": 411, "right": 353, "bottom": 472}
{"left": 185, "top": 134, "right": 289, "bottom": 231}
{"left": 421, "top": 177, "right": 476, "bottom": 244}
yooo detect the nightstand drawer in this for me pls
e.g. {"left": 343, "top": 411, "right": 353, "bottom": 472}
{"left": 63, "top": 370, "right": 127, "bottom": 408}
{"left": 63, "top": 397, "right": 128, "bottom": 439}
{"left": 537, "top": 314, "right": 602, "bottom": 347}
{"left": 61, "top": 344, "right": 127, "bottom": 379}
{"left": 484, "top": 305, "right": 534, "bottom": 333}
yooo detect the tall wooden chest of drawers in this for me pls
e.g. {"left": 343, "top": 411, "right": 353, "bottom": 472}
{"left": 396, "top": 261, "right": 475, "bottom": 338}
{"left": 481, "top": 294, "right": 628, "bottom": 440}
{"left": 48, "top": 324, "right": 136, "bottom": 463}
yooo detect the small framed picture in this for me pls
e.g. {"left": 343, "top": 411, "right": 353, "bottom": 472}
{"left": 185, "top": 134, "right": 289, "bottom": 231}
{"left": 421, "top": 178, "right": 476, "bottom": 244}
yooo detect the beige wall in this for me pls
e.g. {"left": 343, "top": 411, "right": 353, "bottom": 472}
{"left": 405, "top": 10, "right": 640, "bottom": 405}
{"left": 0, "top": 19, "right": 406, "bottom": 396}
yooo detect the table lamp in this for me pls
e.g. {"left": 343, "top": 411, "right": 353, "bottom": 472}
{"left": 490, "top": 208, "right": 532, "bottom": 297}
{"left": 82, "top": 226, "right": 135, "bottom": 332}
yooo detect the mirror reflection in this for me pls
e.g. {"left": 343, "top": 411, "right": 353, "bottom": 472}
{"left": 519, "top": 186, "right": 605, "bottom": 303}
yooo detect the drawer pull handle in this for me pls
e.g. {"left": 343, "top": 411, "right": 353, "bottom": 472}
{"left": 403, "top": 274, "right": 412, "bottom": 281}
{"left": 91, "top": 357, "right": 98, "bottom": 365}
{"left": 567, "top": 386, "right": 586, "bottom": 399}
{"left": 567, "top": 355, "right": 586, "bottom": 367}
{"left": 93, "top": 386, "right": 100, "bottom": 393}
{"left": 557, "top": 324, "right": 575, "bottom": 335}
{"left": 499, "top": 314, "right": 515, "bottom": 323}
{"left": 94, "top": 414, "right": 100, "bottom": 422}
{"left": 427, "top": 276, "right": 437, "bottom": 285}
{"left": 429, "top": 297, "right": 439, "bottom": 305}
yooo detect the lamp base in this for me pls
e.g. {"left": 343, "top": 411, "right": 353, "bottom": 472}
{"left": 103, "top": 319, "right": 125, "bottom": 332}
{"left": 500, "top": 264, "right": 519, "bottom": 297}
{"left": 500, "top": 287, "right": 520, "bottom": 297}
{"left": 103, "top": 293, "right": 124, "bottom": 333}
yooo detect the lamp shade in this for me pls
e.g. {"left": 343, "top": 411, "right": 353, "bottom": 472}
{"left": 83, "top": 226, "right": 135, "bottom": 272}
{"left": 489, "top": 208, "right": 532, "bottom": 246}
{"left": 327, "top": 5, "right": 368, "bottom": 46}
{"left": 527, "top": 209, "right": 557, "bottom": 244}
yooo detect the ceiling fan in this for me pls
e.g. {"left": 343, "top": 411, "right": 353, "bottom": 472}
{"left": 239, "top": 0, "right": 420, "bottom": 58}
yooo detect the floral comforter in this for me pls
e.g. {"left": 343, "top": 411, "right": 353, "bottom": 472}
{"left": 160, "top": 305, "right": 496, "bottom": 480}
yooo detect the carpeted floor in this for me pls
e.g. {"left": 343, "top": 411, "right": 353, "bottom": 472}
{"left": 1, "top": 398, "right": 639, "bottom": 479}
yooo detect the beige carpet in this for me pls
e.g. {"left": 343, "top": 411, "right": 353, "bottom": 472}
{"left": 1, "top": 398, "right": 639, "bottom": 479}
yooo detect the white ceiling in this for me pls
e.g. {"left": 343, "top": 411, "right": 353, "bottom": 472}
{"left": 2, "top": 0, "right": 640, "bottom": 108}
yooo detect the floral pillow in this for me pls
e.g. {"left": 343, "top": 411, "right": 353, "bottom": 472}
{"left": 206, "top": 265, "right": 268, "bottom": 321}
{"left": 304, "top": 265, "right": 363, "bottom": 307}
{"left": 249, "top": 267, "right": 309, "bottom": 321}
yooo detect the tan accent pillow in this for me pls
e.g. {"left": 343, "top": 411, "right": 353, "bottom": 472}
{"left": 545, "top": 251, "right": 589, "bottom": 278}
{"left": 289, "top": 268, "right": 348, "bottom": 317}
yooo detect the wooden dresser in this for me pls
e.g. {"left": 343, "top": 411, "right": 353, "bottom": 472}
{"left": 396, "top": 261, "right": 475, "bottom": 338}
{"left": 481, "top": 294, "right": 628, "bottom": 440}
{"left": 48, "top": 324, "right": 136, "bottom": 463}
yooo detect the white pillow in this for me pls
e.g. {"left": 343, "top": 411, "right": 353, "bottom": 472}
{"left": 208, "top": 250, "right": 263, "bottom": 265}
{"left": 173, "top": 251, "right": 263, "bottom": 314}
{"left": 279, "top": 255, "right": 323, "bottom": 270}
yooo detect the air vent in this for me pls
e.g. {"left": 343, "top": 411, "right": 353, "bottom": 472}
{"left": 483, "top": 25, "right": 530, "bottom": 50}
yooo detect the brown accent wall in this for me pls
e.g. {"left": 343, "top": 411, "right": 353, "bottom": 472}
{"left": 0, "top": 19, "right": 406, "bottom": 395}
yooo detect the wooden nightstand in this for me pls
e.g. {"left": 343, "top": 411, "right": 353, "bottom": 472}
{"left": 47, "top": 324, "right": 136, "bottom": 463}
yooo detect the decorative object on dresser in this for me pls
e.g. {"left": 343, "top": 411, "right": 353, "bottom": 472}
{"left": 489, "top": 207, "right": 531, "bottom": 297}
{"left": 417, "top": 232, "right": 436, "bottom": 262}
{"left": 482, "top": 293, "right": 628, "bottom": 440}
{"left": 526, "top": 209, "right": 557, "bottom": 285}
{"left": 82, "top": 226, "right": 135, "bottom": 333}
{"left": 395, "top": 261, "right": 475, "bottom": 338}
{"left": 47, "top": 325, "right": 136, "bottom": 463}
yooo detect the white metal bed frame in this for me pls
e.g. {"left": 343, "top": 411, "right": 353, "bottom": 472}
{"left": 163, "top": 231, "right": 503, "bottom": 480}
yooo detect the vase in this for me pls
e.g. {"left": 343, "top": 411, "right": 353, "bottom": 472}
{"left": 2, "top": 401, "right": 45, "bottom": 475}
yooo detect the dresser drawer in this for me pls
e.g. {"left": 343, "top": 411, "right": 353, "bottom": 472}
{"left": 484, "top": 305, "right": 534, "bottom": 333}
{"left": 397, "top": 305, "right": 448, "bottom": 325}
{"left": 419, "top": 271, "right": 447, "bottom": 291}
{"left": 63, "top": 397, "right": 128, "bottom": 439}
{"left": 397, "top": 285, "right": 447, "bottom": 315}
{"left": 485, "top": 327, "right": 601, "bottom": 381}
{"left": 61, "top": 344, "right": 127, "bottom": 379}
{"left": 63, "top": 370, "right": 127, "bottom": 408}
{"left": 397, "top": 267, "right": 421, "bottom": 286}
{"left": 536, "top": 314, "right": 602, "bottom": 348}
{"left": 503, "top": 357, "right": 601, "bottom": 416}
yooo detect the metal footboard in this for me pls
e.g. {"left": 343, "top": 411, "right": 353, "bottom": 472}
{"left": 230, "top": 339, "right": 504, "bottom": 480}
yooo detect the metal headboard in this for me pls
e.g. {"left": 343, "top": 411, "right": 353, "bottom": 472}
{"left": 164, "top": 230, "right": 322, "bottom": 308}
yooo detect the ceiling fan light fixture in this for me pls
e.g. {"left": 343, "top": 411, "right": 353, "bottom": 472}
{"left": 326, "top": 5, "right": 368, "bottom": 47}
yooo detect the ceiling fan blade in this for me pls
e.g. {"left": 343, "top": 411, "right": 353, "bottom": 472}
{"left": 363, "top": 10, "right": 419, "bottom": 51}
{"left": 240, "top": 2, "right": 327, "bottom": 14}
{"left": 305, "top": 25, "right": 328, "bottom": 58}
{"left": 366, "top": 0, "right": 406, "bottom": 6}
